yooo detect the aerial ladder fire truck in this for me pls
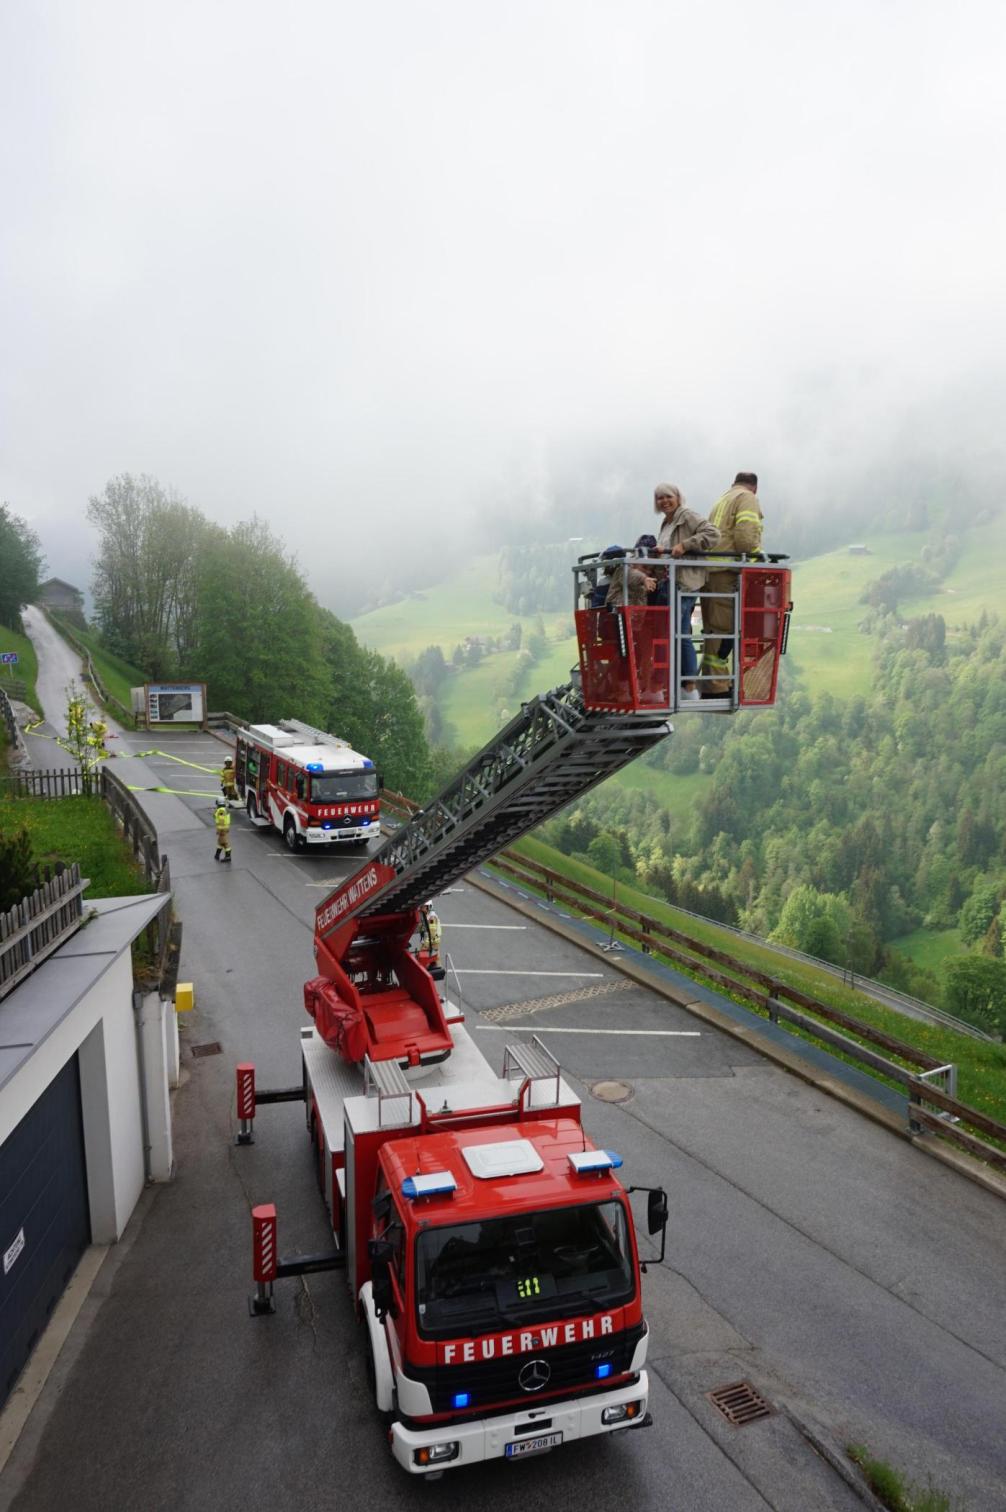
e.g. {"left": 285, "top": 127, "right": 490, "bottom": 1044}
{"left": 235, "top": 554, "right": 790, "bottom": 1477}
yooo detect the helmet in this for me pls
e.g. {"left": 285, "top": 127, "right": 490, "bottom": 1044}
{"left": 215, "top": 801, "right": 227, "bottom": 812}
{"left": 224, "top": 757, "right": 233, "bottom": 767}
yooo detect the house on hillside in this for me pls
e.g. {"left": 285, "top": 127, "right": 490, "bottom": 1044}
{"left": 37, "top": 578, "right": 85, "bottom": 615}
{"left": 846, "top": 544, "right": 870, "bottom": 557}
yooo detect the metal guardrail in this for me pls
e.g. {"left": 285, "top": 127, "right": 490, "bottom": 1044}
{"left": 486, "top": 849, "right": 1006, "bottom": 1173}
{"left": 0, "top": 864, "right": 86, "bottom": 1000}
{"left": 0, "top": 685, "right": 29, "bottom": 764}
{"left": 661, "top": 902, "right": 993, "bottom": 1041}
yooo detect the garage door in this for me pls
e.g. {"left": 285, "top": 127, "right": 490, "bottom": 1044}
{"left": 0, "top": 1055, "right": 91, "bottom": 1409}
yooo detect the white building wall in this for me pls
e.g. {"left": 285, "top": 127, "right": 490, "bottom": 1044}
{"left": 0, "top": 952, "right": 154, "bottom": 1245}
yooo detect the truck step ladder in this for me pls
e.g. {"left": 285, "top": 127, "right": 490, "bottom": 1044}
{"left": 504, "top": 1035, "right": 562, "bottom": 1108}
{"left": 363, "top": 1054, "right": 415, "bottom": 1126}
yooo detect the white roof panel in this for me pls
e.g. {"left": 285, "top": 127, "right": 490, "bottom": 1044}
{"left": 462, "top": 1139, "right": 545, "bottom": 1179}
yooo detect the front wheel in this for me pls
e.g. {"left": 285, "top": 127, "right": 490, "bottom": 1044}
{"left": 246, "top": 793, "right": 258, "bottom": 820}
{"left": 283, "top": 816, "right": 299, "bottom": 851}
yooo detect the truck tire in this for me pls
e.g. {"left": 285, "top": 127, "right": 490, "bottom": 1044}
{"left": 283, "top": 816, "right": 300, "bottom": 851}
{"left": 246, "top": 793, "right": 258, "bottom": 821}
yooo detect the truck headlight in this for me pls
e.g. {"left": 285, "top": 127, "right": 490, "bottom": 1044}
{"left": 602, "top": 1402, "right": 641, "bottom": 1426}
{"left": 414, "top": 1442, "right": 459, "bottom": 1467}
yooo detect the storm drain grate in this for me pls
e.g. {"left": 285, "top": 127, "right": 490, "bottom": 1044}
{"left": 190, "top": 1041, "right": 222, "bottom": 1058}
{"left": 706, "top": 1381, "right": 774, "bottom": 1427}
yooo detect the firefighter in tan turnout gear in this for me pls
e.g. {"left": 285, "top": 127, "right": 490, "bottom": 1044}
{"left": 701, "top": 471, "right": 764, "bottom": 696}
{"left": 214, "top": 801, "right": 233, "bottom": 862}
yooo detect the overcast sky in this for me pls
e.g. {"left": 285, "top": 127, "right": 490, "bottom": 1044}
{"left": 2, "top": 0, "right": 1005, "bottom": 610}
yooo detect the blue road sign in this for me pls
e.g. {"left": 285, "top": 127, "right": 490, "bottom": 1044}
{"left": 1, "top": 653, "right": 18, "bottom": 665}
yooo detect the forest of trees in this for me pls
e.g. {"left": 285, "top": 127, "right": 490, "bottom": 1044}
{"left": 537, "top": 609, "right": 1006, "bottom": 1030}
{"left": 84, "top": 474, "right": 442, "bottom": 798}
{"left": 0, "top": 505, "right": 44, "bottom": 627}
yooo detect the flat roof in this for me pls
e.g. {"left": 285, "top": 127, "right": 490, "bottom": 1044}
{"left": 0, "top": 893, "right": 169, "bottom": 1094}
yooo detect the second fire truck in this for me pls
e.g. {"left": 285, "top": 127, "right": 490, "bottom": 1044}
{"left": 233, "top": 717, "right": 381, "bottom": 851}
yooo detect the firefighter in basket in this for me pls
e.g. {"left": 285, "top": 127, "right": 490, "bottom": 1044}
{"left": 213, "top": 801, "right": 233, "bottom": 863}
{"left": 417, "top": 900, "right": 442, "bottom": 970}
{"left": 220, "top": 757, "right": 239, "bottom": 805}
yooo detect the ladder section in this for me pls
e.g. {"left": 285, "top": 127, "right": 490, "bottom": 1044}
{"left": 316, "top": 683, "right": 669, "bottom": 942}
{"left": 504, "top": 1035, "right": 562, "bottom": 1109}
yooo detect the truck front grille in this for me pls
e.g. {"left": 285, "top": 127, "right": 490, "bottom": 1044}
{"left": 409, "top": 1324, "right": 644, "bottom": 1414}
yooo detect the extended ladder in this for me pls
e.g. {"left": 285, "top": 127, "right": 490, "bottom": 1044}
{"left": 315, "top": 681, "right": 669, "bottom": 945}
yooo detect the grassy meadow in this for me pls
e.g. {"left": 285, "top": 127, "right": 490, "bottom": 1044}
{"left": 0, "top": 621, "right": 41, "bottom": 713}
{"left": 1, "top": 795, "right": 151, "bottom": 899}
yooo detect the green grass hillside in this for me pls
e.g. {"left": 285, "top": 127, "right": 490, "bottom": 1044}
{"left": 0, "top": 621, "right": 40, "bottom": 712}
{"left": 48, "top": 615, "right": 146, "bottom": 713}
{"left": 786, "top": 510, "right": 1006, "bottom": 694}
{"left": 351, "top": 554, "right": 573, "bottom": 665}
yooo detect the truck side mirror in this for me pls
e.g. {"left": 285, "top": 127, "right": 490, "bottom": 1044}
{"left": 647, "top": 1189, "right": 668, "bottom": 1236}
{"left": 372, "top": 1192, "right": 392, "bottom": 1224}
{"left": 368, "top": 1238, "right": 397, "bottom": 1320}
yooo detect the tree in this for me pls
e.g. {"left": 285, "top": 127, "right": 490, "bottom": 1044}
{"left": 0, "top": 824, "right": 35, "bottom": 911}
{"left": 943, "top": 956, "right": 1006, "bottom": 1035}
{"left": 189, "top": 519, "right": 329, "bottom": 723}
{"left": 87, "top": 474, "right": 206, "bottom": 674}
{"left": 0, "top": 505, "right": 44, "bottom": 626}
{"left": 959, "top": 884, "right": 1000, "bottom": 948}
{"left": 770, "top": 885, "right": 851, "bottom": 963}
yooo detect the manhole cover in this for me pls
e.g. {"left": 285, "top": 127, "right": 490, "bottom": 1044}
{"left": 190, "top": 1041, "right": 222, "bottom": 1058}
{"left": 706, "top": 1381, "right": 774, "bottom": 1427}
{"left": 591, "top": 1080, "right": 633, "bottom": 1104}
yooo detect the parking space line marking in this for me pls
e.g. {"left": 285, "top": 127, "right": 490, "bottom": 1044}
{"left": 475, "top": 1026, "right": 701, "bottom": 1037}
{"left": 451, "top": 970, "right": 605, "bottom": 978}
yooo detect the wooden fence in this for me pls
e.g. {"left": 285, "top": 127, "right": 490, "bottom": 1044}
{"left": 484, "top": 846, "right": 1006, "bottom": 1173}
{"left": 0, "top": 864, "right": 86, "bottom": 1000}
{"left": 1, "top": 766, "right": 86, "bottom": 798}
{"left": 1, "top": 761, "right": 177, "bottom": 994}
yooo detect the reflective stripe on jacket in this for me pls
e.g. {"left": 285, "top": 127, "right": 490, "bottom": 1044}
{"left": 709, "top": 486, "right": 763, "bottom": 555}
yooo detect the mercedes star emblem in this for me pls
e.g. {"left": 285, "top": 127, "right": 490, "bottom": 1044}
{"left": 518, "top": 1357, "right": 551, "bottom": 1393}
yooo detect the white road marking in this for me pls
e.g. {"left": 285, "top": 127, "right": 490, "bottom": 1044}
{"left": 451, "top": 969, "right": 605, "bottom": 978}
{"left": 438, "top": 923, "right": 527, "bottom": 930}
{"left": 475, "top": 1026, "right": 701, "bottom": 1037}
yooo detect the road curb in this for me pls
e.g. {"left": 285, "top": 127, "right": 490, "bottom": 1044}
{"left": 468, "top": 870, "right": 1006, "bottom": 1204}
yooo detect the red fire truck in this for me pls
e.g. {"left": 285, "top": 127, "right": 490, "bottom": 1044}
{"left": 233, "top": 718, "right": 381, "bottom": 850}
{"left": 235, "top": 554, "right": 790, "bottom": 1476}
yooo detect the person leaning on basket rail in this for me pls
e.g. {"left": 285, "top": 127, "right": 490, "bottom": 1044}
{"left": 701, "top": 472, "right": 764, "bottom": 697}
{"left": 652, "top": 484, "right": 720, "bottom": 701}
{"left": 605, "top": 538, "right": 658, "bottom": 608}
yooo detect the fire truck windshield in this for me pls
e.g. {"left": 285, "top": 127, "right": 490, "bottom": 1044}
{"left": 309, "top": 771, "right": 379, "bottom": 803}
{"left": 414, "top": 1199, "right": 634, "bottom": 1337}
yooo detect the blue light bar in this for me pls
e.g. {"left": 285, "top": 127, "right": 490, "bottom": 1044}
{"left": 363, "top": 758, "right": 374, "bottom": 768}
{"left": 402, "top": 1172, "right": 457, "bottom": 1200}
{"left": 595, "top": 1363, "right": 612, "bottom": 1380}
{"left": 452, "top": 1392, "right": 471, "bottom": 1409}
{"left": 567, "top": 1150, "right": 624, "bottom": 1175}
{"left": 306, "top": 761, "right": 324, "bottom": 772}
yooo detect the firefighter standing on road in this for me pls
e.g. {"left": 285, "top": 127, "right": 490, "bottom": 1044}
{"left": 214, "top": 801, "right": 233, "bottom": 863}
{"left": 701, "top": 471, "right": 764, "bottom": 696}
{"left": 88, "top": 718, "right": 109, "bottom": 759}
{"left": 221, "top": 757, "right": 238, "bottom": 804}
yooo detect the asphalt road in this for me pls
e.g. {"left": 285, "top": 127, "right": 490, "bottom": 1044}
{"left": 18, "top": 605, "right": 100, "bottom": 740}
{"left": 3, "top": 685, "right": 1005, "bottom": 1510}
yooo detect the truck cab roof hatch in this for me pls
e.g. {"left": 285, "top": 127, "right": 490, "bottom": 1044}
{"left": 462, "top": 1139, "right": 544, "bottom": 1179}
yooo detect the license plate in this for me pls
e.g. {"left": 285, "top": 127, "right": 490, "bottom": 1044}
{"left": 505, "top": 1431, "right": 563, "bottom": 1459}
